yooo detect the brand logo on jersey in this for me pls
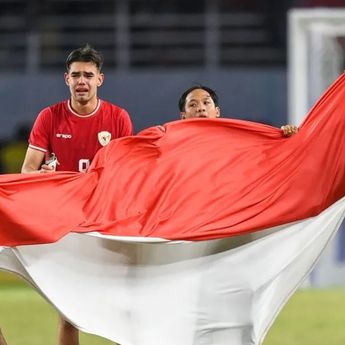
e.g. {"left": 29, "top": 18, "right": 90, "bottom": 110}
{"left": 56, "top": 133, "right": 72, "bottom": 139}
{"left": 98, "top": 131, "right": 112, "bottom": 146}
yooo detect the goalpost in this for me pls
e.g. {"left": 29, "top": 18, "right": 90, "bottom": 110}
{"left": 288, "top": 8, "right": 345, "bottom": 287}
{"left": 288, "top": 8, "right": 345, "bottom": 125}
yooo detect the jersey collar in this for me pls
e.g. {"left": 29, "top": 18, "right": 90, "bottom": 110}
{"left": 68, "top": 99, "right": 101, "bottom": 117}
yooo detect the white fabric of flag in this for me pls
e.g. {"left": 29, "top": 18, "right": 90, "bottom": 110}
{"left": 1, "top": 197, "right": 345, "bottom": 345}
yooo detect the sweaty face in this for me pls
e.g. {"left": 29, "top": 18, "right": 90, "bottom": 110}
{"left": 65, "top": 61, "right": 104, "bottom": 105}
{"left": 180, "top": 89, "right": 220, "bottom": 119}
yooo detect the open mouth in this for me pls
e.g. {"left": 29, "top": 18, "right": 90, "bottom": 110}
{"left": 76, "top": 88, "right": 88, "bottom": 93}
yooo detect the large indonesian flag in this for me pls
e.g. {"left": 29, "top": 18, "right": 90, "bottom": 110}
{"left": 1, "top": 73, "right": 345, "bottom": 344}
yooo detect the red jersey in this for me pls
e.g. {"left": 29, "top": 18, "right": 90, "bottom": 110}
{"left": 29, "top": 99, "right": 133, "bottom": 172}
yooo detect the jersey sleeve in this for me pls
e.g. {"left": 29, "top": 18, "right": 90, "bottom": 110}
{"left": 28, "top": 108, "right": 52, "bottom": 153}
{"left": 118, "top": 109, "right": 134, "bottom": 136}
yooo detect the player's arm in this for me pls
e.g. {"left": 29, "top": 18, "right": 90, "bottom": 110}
{"left": 0, "top": 329, "right": 8, "bottom": 345}
{"left": 21, "top": 147, "right": 54, "bottom": 173}
{"left": 120, "top": 109, "right": 134, "bottom": 136}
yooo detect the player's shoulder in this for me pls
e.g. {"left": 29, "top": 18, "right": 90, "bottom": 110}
{"left": 35, "top": 101, "right": 68, "bottom": 126}
{"left": 100, "top": 99, "right": 125, "bottom": 111}
{"left": 38, "top": 100, "right": 67, "bottom": 117}
{"left": 48, "top": 100, "right": 68, "bottom": 113}
{"left": 99, "top": 99, "right": 129, "bottom": 118}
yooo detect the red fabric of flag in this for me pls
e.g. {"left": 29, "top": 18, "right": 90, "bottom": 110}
{"left": 1, "top": 73, "right": 345, "bottom": 246}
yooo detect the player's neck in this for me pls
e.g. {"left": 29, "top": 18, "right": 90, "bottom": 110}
{"left": 70, "top": 98, "right": 99, "bottom": 116}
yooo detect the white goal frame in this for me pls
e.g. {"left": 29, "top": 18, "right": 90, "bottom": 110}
{"left": 288, "top": 8, "right": 345, "bottom": 125}
{"left": 288, "top": 8, "right": 345, "bottom": 287}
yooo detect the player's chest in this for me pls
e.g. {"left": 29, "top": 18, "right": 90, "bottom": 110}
{"left": 51, "top": 117, "right": 114, "bottom": 148}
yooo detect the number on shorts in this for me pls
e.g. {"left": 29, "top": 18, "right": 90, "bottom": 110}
{"left": 79, "top": 159, "right": 90, "bottom": 172}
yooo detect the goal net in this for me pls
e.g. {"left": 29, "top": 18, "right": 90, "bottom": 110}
{"left": 288, "top": 8, "right": 345, "bottom": 287}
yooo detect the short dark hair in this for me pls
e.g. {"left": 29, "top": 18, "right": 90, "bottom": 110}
{"left": 66, "top": 44, "right": 104, "bottom": 71}
{"left": 178, "top": 85, "right": 219, "bottom": 112}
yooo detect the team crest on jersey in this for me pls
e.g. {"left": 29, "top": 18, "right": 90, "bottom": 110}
{"left": 98, "top": 131, "right": 112, "bottom": 146}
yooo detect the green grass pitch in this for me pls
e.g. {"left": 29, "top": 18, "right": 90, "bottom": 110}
{"left": 1, "top": 272, "right": 345, "bottom": 345}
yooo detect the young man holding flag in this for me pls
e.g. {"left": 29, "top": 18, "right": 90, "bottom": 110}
{"left": 178, "top": 85, "right": 298, "bottom": 136}
{"left": 21, "top": 44, "right": 133, "bottom": 345}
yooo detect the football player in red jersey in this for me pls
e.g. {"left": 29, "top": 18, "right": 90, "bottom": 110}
{"left": 21, "top": 45, "right": 134, "bottom": 345}
{"left": 22, "top": 44, "right": 133, "bottom": 174}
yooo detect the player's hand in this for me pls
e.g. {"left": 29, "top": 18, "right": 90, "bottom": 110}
{"left": 40, "top": 164, "right": 55, "bottom": 173}
{"left": 281, "top": 125, "right": 298, "bottom": 137}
